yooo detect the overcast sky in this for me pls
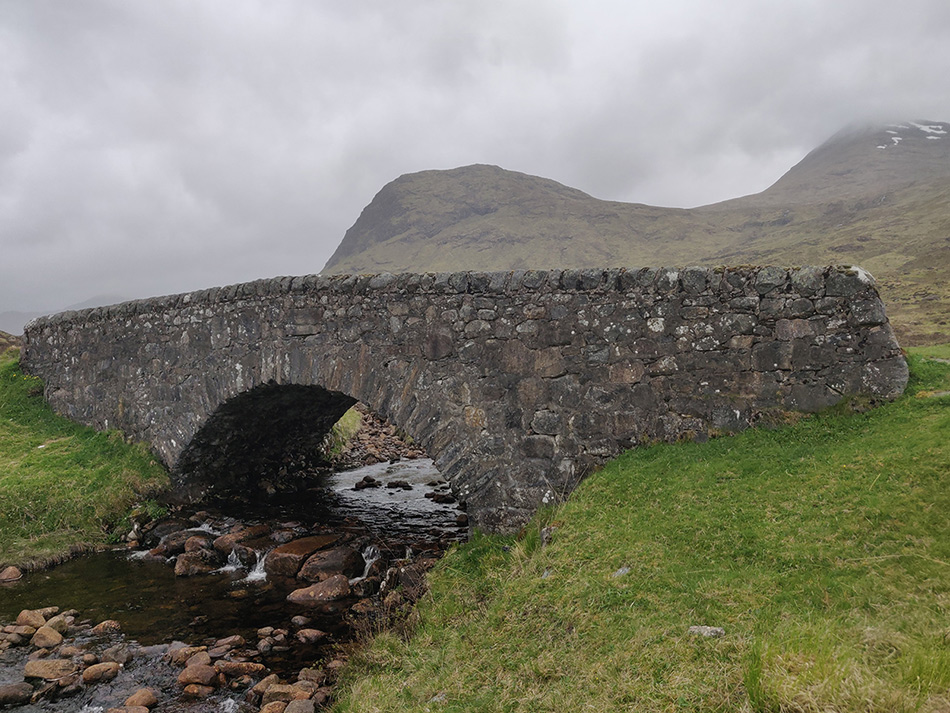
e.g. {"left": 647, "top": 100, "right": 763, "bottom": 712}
{"left": 3, "top": 0, "right": 950, "bottom": 321}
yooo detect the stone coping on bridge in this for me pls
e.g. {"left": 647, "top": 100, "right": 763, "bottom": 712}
{"left": 28, "top": 265, "right": 880, "bottom": 330}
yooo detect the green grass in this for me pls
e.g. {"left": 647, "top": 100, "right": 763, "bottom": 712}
{"left": 334, "top": 348, "right": 950, "bottom": 713}
{"left": 0, "top": 348, "right": 168, "bottom": 566}
{"left": 325, "top": 407, "right": 363, "bottom": 458}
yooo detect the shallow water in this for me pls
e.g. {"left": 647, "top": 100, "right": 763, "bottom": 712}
{"left": 0, "top": 458, "right": 464, "bottom": 710}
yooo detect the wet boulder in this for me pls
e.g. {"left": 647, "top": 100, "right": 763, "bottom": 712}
{"left": 265, "top": 534, "right": 342, "bottom": 578}
{"left": 298, "top": 547, "right": 365, "bottom": 582}
{"left": 0, "top": 682, "right": 33, "bottom": 706}
{"left": 212, "top": 524, "right": 271, "bottom": 555}
{"left": 82, "top": 661, "right": 121, "bottom": 684}
{"left": 24, "top": 658, "right": 78, "bottom": 680}
{"left": 174, "top": 548, "right": 223, "bottom": 577}
{"left": 287, "top": 575, "right": 351, "bottom": 606}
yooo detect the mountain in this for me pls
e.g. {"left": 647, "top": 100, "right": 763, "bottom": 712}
{"left": 323, "top": 120, "right": 950, "bottom": 346}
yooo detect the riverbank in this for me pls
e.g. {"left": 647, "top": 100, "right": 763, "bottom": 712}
{"left": 0, "top": 348, "right": 168, "bottom": 570}
{"left": 333, "top": 347, "right": 950, "bottom": 712}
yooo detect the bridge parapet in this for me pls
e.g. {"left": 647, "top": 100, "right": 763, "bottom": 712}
{"left": 22, "top": 266, "right": 908, "bottom": 532}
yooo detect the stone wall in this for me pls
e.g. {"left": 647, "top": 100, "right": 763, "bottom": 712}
{"left": 21, "top": 266, "right": 908, "bottom": 532}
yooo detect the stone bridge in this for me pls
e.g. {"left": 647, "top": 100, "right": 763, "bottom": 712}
{"left": 21, "top": 266, "right": 908, "bottom": 532}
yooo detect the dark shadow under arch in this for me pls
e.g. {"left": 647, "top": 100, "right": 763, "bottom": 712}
{"left": 172, "top": 382, "right": 357, "bottom": 503}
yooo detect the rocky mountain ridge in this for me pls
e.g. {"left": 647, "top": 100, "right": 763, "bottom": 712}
{"left": 323, "top": 120, "right": 950, "bottom": 345}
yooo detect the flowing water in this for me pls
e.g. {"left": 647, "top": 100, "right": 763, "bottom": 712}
{"left": 0, "top": 458, "right": 465, "bottom": 712}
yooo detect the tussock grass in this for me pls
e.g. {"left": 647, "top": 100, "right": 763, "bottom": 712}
{"left": 334, "top": 349, "right": 950, "bottom": 712}
{"left": 0, "top": 348, "right": 168, "bottom": 566}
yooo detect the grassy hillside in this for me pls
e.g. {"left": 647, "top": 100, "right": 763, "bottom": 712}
{"left": 0, "top": 348, "right": 168, "bottom": 566}
{"left": 334, "top": 349, "right": 950, "bottom": 713}
{"left": 324, "top": 122, "right": 950, "bottom": 346}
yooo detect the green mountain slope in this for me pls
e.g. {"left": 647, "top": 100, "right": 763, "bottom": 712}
{"left": 323, "top": 121, "right": 950, "bottom": 345}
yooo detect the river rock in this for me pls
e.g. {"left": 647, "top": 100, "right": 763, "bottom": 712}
{"left": 183, "top": 652, "right": 211, "bottom": 670}
{"left": 30, "top": 625, "right": 63, "bottom": 648}
{"left": 286, "top": 700, "right": 316, "bottom": 713}
{"left": 103, "top": 642, "right": 134, "bottom": 664}
{"left": 24, "top": 658, "right": 77, "bottom": 680}
{"left": 125, "top": 687, "right": 159, "bottom": 707}
{"left": 215, "top": 660, "right": 266, "bottom": 676}
{"left": 298, "top": 547, "right": 364, "bottom": 582}
{"left": 297, "top": 668, "right": 326, "bottom": 685}
{"left": 0, "top": 565, "right": 22, "bottom": 582}
{"left": 214, "top": 634, "right": 245, "bottom": 650}
{"left": 82, "top": 661, "right": 121, "bottom": 684}
{"left": 0, "top": 682, "right": 33, "bottom": 706}
{"left": 174, "top": 548, "right": 222, "bottom": 577}
{"left": 251, "top": 673, "right": 280, "bottom": 697}
{"left": 167, "top": 644, "right": 207, "bottom": 666}
{"left": 152, "top": 528, "right": 203, "bottom": 557}
{"left": 45, "top": 613, "right": 70, "bottom": 634}
{"left": 177, "top": 663, "right": 219, "bottom": 687}
{"left": 92, "top": 619, "right": 122, "bottom": 634}
{"left": 184, "top": 533, "right": 215, "bottom": 552}
{"left": 16, "top": 609, "right": 46, "bottom": 628}
{"left": 112, "top": 706, "right": 150, "bottom": 713}
{"left": 295, "top": 628, "right": 326, "bottom": 644}
{"left": 260, "top": 703, "right": 289, "bottom": 713}
{"left": 182, "top": 683, "right": 214, "bottom": 698}
{"left": 212, "top": 524, "right": 271, "bottom": 554}
{"left": 286, "top": 575, "right": 351, "bottom": 605}
{"left": 265, "top": 535, "right": 342, "bottom": 578}
{"left": 262, "top": 683, "right": 305, "bottom": 704}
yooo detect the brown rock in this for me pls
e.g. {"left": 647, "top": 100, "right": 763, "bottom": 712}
{"left": 92, "top": 619, "right": 122, "bottom": 635}
{"left": 298, "top": 547, "right": 364, "bottom": 582}
{"left": 295, "top": 628, "right": 326, "bottom": 644}
{"left": 82, "top": 653, "right": 100, "bottom": 665}
{"left": 44, "top": 614, "right": 70, "bottom": 634}
{"left": 262, "top": 683, "right": 305, "bottom": 704}
{"left": 286, "top": 575, "right": 351, "bottom": 606}
{"left": 125, "top": 687, "right": 159, "bottom": 708}
{"left": 297, "top": 668, "right": 326, "bottom": 685}
{"left": 251, "top": 673, "right": 280, "bottom": 696}
{"left": 111, "top": 707, "right": 150, "bottom": 713}
{"left": 265, "top": 535, "right": 341, "bottom": 577}
{"left": 16, "top": 609, "right": 46, "bottom": 629}
{"left": 177, "top": 663, "right": 218, "bottom": 687}
{"left": 259, "top": 703, "right": 288, "bottom": 713}
{"left": 24, "top": 658, "right": 77, "bottom": 680}
{"left": 214, "top": 634, "right": 245, "bottom": 649}
{"left": 0, "top": 682, "right": 33, "bottom": 706}
{"left": 185, "top": 651, "right": 212, "bottom": 668}
{"left": 215, "top": 660, "right": 267, "bottom": 676}
{"left": 182, "top": 683, "right": 214, "bottom": 698}
{"left": 184, "top": 534, "right": 215, "bottom": 552}
{"left": 167, "top": 645, "right": 207, "bottom": 666}
{"left": 31, "top": 625, "right": 63, "bottom": 648}
{"left": 59, "top": 645, "right": 84, "bottom": 657}
{"left": 286, "top": 700, "right": 316, "bottom": 713}
{"left": 174, "top": 549, "right": 222, "bottom": 577}
{"left": 0, "top": 565, "right": 22, "bottom": 582}
{"left": 82, "top": 661, "right": 121, "bottom": 684}
{"left": 212, "top": 524, "right": 271, "bottom": 554}
{"left": 103, "top": 643, "right": 133, "bottom": 665}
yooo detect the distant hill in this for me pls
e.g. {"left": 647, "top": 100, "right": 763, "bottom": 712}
{"left": 0, "top": 330, "right": 19, "bottom": 353}
{"left": 323, "top": 121, "right": 950, "bottom": 345}
{"left": 0, "top": 294, "right": 128, "bottom": 336}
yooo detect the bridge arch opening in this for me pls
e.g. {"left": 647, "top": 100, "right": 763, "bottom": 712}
{"left": 173, "top": 381, "right": 358, "bottom": 504}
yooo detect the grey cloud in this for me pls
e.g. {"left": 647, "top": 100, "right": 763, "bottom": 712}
{"left": 2, "top": 0, "right": 950, "bottom": 324}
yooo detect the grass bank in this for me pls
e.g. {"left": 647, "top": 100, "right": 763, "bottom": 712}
{"left": 335, "top": 349, "right": 950, "bottom": 713}
{"left": 0, "top": 348, "right": 168, "bottom": 567}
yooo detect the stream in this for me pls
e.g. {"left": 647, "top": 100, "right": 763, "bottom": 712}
{"left": 0, "top": 457, "right": 466, "bottom": 712}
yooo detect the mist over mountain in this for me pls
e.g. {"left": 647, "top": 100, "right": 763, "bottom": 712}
{"left": 324, "top": 120, "right": 950, "bottom": 345}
